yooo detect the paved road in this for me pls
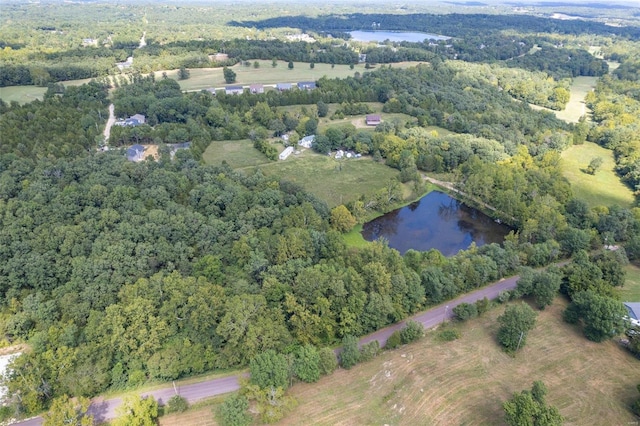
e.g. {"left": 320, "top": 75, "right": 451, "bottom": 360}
{"left": 12, "top": 274, "right": 521, "bottom": 425}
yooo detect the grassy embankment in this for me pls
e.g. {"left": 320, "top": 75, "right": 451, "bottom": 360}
{"left": 157, "top": 299, "right": 640, "bottom": 425}
{"left": 621, "top": 263, "right": 640, "bottom": 302}
{"left": 560, "top": 141, "right": 634, "bottom": 209}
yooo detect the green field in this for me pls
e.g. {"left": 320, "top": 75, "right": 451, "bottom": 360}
{"left": 258, "top": 150, "right": 401, "bottom": 208}
{"left": 176, "top": 61, "right": 424, "bottom": 92}
{"left": 0, "top": 85, "right": 48, "bottom": 104}
{"left": 159, "top": 299, "right": 640, "bottom": 426}
{"left": 560, "top": 141, "right": 634, "bottom": 208}
{"left": 202, "top": 139, "right": 272, "bottom": 169}
{"left": 555, "top": 76, "right": 598, "bottom": 123}
{"left": 619, "top": 263, "right": 640, "bottom": 302}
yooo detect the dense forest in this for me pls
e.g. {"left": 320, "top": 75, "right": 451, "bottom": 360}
{"left": 2, "top": 1, "right": 640, "bottom": 422}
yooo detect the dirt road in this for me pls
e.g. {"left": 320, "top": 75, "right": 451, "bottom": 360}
{"left": 102, "top": 103, "right": 115, "bottom": 143}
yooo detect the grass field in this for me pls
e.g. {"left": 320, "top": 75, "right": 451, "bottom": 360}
{"left": 0, "top": 85, "right": 48, "bottom": 104}
{"left": 560, "top": 141, "right": 634, "bottom": 208}
{"left": 176, "top": 61, "right": 424, "bottom": 92}
{"left": 202, "top": 139, "right": 271, "bottom": 169}
{"left": 555, "top": 76, "right": 598, "bottom": 123}
{"left": 158, "top": 299, "right": 640, "bottom": 426}
{"left": 258, "top": 150, "right": 401, "bottom": 208}
{"left": 280, "top": 299, "right": 640, "bottom": 426}
{"left": 620, "top": 263, "right": 640, "bottom": 302}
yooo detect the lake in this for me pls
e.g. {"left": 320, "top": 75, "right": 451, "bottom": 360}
{"left": 361, "top": 191, "right": 511, "bottom": 256}
{"left": 349, "top": 30, "right": 451, "bottom": 43}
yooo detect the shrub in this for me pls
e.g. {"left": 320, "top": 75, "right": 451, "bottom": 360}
{"left": 318, "top": 347, "right": 338, "bottom": 375}
{"left": 453, "top": 303, "right": 478, "bottom": 321}
{"left": 293, "top": 345, "right": 320, "bottom": 383}
{"left": 340, "top": 335, "right": 360, "bottom": 369}
{"left": 400, "top": 320, "right": 424, "bottom": 344}
{"left": 438, "top": 329, "right": 460, "bottom": 342}
{"left": 359, "top": 340, "right": 380, "bottom": 362}
{"left": 498, "top": 290, "right": 512, "bottom": 303}
{"left": 476, "top": 297, "right": 491, "bottom": 315}
{"left": 216, "top": 393, "right": 251, "bottom": 426}
{"left": 385, "top": 330, "right": 403, "bottom": 349}
{"left": 165, "top": 395, "right": 189, "bottom": 414}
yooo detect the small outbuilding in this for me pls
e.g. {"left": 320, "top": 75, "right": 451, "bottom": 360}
{"left": 366, "top": 114, "right": 381, "bottom": 126}
{"left": 279, "top": 146, "right": 294, "bottom": 160}
{"left": 115, "top": 114, "right": 146, "bottom": 127}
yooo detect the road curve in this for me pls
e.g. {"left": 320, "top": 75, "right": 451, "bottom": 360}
{"left": 12, "top": 274, "right": 521, "bottom": 425}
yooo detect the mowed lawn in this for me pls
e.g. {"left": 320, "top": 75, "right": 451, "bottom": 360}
{"left": 258, "top": 151, "right": 401, "bottom": 208}
{"left": 620, "top": 263, "right": 640, "bottom": 302}
{"left": 280, "top": 300, "right": 640, "bottom": 426}
{"left": 560, "top": 141, "right": 634, "bottom": 208}
{"left": 0, "top": 85, "right": 47, "bottom": 104}
{"left": 202, "top": 139, "right": 271, "bottom": 169}
{"left": 176, "top": 61, "right": 424, "bottom": 92}
{"left": 555, "top": 76, "right": 598, "bottom": 123}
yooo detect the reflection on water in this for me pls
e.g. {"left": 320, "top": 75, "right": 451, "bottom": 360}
{"left": 361, "top": 191, "right": 511, "bottom": 256}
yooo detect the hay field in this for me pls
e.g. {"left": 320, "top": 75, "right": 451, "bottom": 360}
{"left": 560, "top": 141, "right": 634, "bottom": 208}
{"left": 281, "top": 300, "right": 640, "bottom": 426}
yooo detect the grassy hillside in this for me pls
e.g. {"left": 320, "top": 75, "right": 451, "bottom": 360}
{"left": 281, "top": 299, "right": 639, "bottom": 426}
{"left": 620, "top": 263, "right": 640, "bottom": 302}
{"left": 560, "top": 141, "right": 634, "bottom": 208}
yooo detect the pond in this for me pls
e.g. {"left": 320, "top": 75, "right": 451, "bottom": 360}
{"left": 349, "top": 30, "right": 451, "bottom": 43}
{"left": 361, "top": 191, "right": 512, "bottom": 256}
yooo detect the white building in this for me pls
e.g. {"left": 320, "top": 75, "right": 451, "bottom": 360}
{"left": 298, "top": 135, "right": 315, "bottom": 148}
{"left": 279, "top": 146, "right": 294, "bottom": 160}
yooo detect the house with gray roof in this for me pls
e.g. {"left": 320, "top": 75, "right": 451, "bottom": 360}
{"left": 624, "top": 302, "right": 640, "bottom": 327}
{"left": 126, "top": 144, "right": 146, "bottom": 162}
{"left": 225, "top": 86, "right": 244, "bottom": 95}
{"left": 297, "top": 81, "right": 316, "bottom": 90}
{"left": 276, "top": 83, "right": 292, "bottom": 91}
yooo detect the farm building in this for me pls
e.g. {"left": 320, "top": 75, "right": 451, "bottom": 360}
{"left": 115, "top": 114, "right": 146, "bottom": 127}
{"left": 126, "top": 144, "right": 146, "bottom": 162}
{"left": 299, "top": 135, "right": 315, "bottom": 148}
{"left": 279, "top": 146, "right": 294, "bottom": 160}
{"left": 297, "top": 81, "right": 317, "bottom": 90}
{"left": 225, "top": 86, "right": 244, "bottom": 95}
{"left": 624, "top": 302, "right": 640, "bottom": 327}
{"left": 366, "top": 114, "right": 381, "bottom": 126}
{"left": 276, "top": 83, "right": 292, "bottom": 91}
{"left": 250, "top": 84, "right": 265, "bottom": 94}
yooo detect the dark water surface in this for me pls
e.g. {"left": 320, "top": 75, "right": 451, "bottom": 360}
{"left": 361, "top": 191, "right": 512, "bottom": 256}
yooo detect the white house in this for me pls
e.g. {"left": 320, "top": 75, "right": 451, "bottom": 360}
{"left": 298, "top": 135, "right": 315, "bottom": 148}
{"left": 279, "top": 146, "right": 294, "bottom": 160}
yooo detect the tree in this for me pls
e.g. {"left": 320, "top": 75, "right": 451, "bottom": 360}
{"left": 249, "top": 350, "right": 289, "bottom": 389}
{"left": 497, "top": 303, "right": 538, "bottom": 353}
{"left": 330, "top": 205, "right": 356, "bottom": 232}
{"left": 216, "top": 393, "right": 252, "bottom": 426}
{"left": 318, "top": 347, "right": 338, "bottom": 375}
{"left": 177, "top": 67, "right": 190, "bottom": 80}
{"left": 253, "top": 61, "right": 260, "bottom": 69}
{"left": 43, "top": 395, "right": 93, "bottom": 426}
{"left": 563, "top": 290, "right": 627, "bottom": 342}
{"left": 586, "top": 157, "right": 603, "bottom": 175}
{"left": 165, "top": 395, "right": 189, "bottom": 414}
{"left": 632, "top": 384, "right": 640, "bottom": 417}
{"left": 339, "top": 335, "right": 360, "bottom": 369}
{"left": 112, "top": 395, "right": 158, "bottom": 426}
{"left": 453, "top": 302, "right": 478, "bottom": 321}
{"left": 293, "top": 345, "right": 321, "bottom": 383}
{"left": 503, "top": 381, "right": 563, "bottom": 426}
{"left": 310, "top": 62, "right": 315, "bottom": 69}
{"left": 400, "top": 320, "right": 424, "bottom": 343}
{"left": 272, "top": 58, "right": 278, "bottom": 68}
{"left": 223, "top": 67, "right": 236, "bottom": 84}
{"left": 288, "top": 61, "right": 294, "bottom": 70}
{"left": 515, "top": 268, "right": 562, "bottom": 310}
{"left": 317, "top": 101, "right": 329, "bottom": 118}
